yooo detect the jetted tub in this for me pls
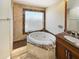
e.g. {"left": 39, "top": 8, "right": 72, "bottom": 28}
{"left": 27, "top": 31, "right": 56, "bottom": 46}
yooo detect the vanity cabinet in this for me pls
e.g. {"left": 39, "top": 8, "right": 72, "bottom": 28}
{"left": 56, "top": 33, "right": 79, "bottom": 59}
{"left": 56, "top": 40, "right": 67, "bottom": 59}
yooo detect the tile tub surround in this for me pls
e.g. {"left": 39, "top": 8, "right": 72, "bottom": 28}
{"left": 12, "top": 43, "right": 56, "bottom": 59}
{"left": 31, "top": 43, "right": 55, "bottom": 50}
{"left": 13, "top": 39, "right": 54, "bottom": 50}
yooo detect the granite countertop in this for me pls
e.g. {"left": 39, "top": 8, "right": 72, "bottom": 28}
{"left": 56, "top": 32, "right": 79, "bottom": 49}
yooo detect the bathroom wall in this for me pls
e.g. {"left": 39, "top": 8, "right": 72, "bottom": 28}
{"left": 13, "top": 3, "right": 45, "bottom": 41}
{"left": 0, "top": 0, "right": 13, "bottom": 59}
{"left": 46, "top": 1, "right": 65, "bottom": 34}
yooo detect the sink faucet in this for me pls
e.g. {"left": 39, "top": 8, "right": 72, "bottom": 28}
{"left": 67, "top": 30, "right": 79, "bottom": 39}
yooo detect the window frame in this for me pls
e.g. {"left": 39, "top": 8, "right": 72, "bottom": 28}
{"left": 23, "top": 8, "right": 46, "bottom": 34}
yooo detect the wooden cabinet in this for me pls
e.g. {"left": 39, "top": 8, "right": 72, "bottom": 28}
{"left": 56, "top": 41, "right": 67, "bottom": 59}
{"left": 56, "top": 33, "right": 79, "bottom": 59}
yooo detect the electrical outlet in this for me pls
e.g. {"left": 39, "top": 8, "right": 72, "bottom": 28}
{"left": 58, "top": 25, "right": 63, "bottom": 29}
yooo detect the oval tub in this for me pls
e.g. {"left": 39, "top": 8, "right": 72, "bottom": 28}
{"left": 27, "top": 31, "right": 56, "bottom": 45}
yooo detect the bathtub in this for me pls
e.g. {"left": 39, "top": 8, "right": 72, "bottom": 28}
{"left": 27, "top": 31, "right": 56, "bottom": 46}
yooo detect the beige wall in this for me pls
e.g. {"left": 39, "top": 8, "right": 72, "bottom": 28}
{"left": 46, "top": 1, "right": 65, "bottom": 34}
{"left": 13, "top": 3, "right": 45, "bottom": 41}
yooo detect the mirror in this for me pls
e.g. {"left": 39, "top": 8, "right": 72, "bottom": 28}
{"left": 67, "top": 0, "right": 79, "bottom": 32}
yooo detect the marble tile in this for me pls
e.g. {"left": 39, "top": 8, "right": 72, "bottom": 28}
{"left": 12, "top": 43, "right": 55, "bottom": 59}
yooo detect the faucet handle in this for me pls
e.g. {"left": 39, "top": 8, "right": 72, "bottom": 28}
{"left": 67, "top": 31, "right": 72, "bottom": 34}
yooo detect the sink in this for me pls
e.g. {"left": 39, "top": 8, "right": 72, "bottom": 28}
{"left": 64, "top": 35, "right": 79, "bottom": 43}
{"left": 64, "top": 35, "right": 79, "bottom": 48}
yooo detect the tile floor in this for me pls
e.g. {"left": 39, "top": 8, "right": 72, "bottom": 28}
{"left": 12, "top": 43, "right": 56, "bottom": 59}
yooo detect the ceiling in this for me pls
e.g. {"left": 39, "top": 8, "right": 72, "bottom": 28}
{"left": 13, "top": 0, "right": 63, "bottom": 8}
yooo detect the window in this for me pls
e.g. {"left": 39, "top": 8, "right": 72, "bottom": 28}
{"left": 23, "top": 9, "right": 45, "bottom": 33}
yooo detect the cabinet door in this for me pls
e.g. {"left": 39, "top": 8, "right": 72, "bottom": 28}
{"left": 70, "top": 53, "right": 79, "bottom": 59}
{"left": 56, "top": 41, "right": 67, "bottom": 59}
{"left": 0, "top": 0, "right": 12, "bottom": 19}
{"left": 0, "top": 0, "right": 13, "bottom": 59}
